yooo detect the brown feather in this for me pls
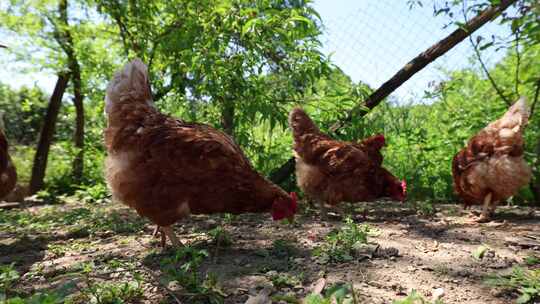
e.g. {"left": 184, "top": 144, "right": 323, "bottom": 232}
{"left": 105, "top": 59, "right": 294, "bottom": 227}
{"left": 452, "top": 97, "right": 532, "bottom": 207}
{"left": 288, "top": 107, "right": 404, "bottom": 206}
{"left": 0, "top": 129, "right": 17, "bottom": 199}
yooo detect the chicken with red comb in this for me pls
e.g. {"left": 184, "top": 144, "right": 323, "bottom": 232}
{"left": 288, "top": 107, "right": 406, "bottom": 217}
{"left": 104, "top": 59, "right": 298, "bottom": 247}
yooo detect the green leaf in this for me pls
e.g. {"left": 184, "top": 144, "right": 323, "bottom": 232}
{"left": 242, "top": 18, "right": 258, "bottom": 35}
{"left": 516, "top": 292, "right": 531, "bottom": 304}
{"left": 472, "top": 245, "right": 489, "bottom": 260}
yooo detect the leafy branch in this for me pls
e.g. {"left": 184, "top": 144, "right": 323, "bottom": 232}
{"left": 462, "top": 0, "right": 512, "bottom": 105}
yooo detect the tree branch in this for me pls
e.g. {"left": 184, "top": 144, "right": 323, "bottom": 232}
{"left": 514, "top": 30, "right": 521, "bottom": 96}
{"left": 327, "top": 0, "right": 516, "bottom": 134}
{"left": 462, "top": 1, "right": 512, "bottom": 106}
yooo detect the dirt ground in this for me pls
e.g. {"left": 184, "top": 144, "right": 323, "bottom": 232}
{"left": 1, "top": 199, "right": 539, "bottom": 303}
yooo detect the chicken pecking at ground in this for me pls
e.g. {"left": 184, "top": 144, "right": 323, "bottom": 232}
{"left": 288, "top": 107, "right": 406, "bottom": 217}
{"left": 104, "top": 59, "right": 297, "bottom": 247}
{"left": 0, "top": 112, "right": 17, "bottom": 200}
{"left": 452, "top": 97, "right": 532, "bottom": 223}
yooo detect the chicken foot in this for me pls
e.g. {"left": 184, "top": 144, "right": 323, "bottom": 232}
{"left": 469, "top": 192, "right": 493, "bottom": 223}
{"left": 318, "top": 200, "right": 330, "bottom": 220}
{"left": 152, "top": 226, "right": 183, "bottom": 247}
{"left": 318, "top": 200, "right": 346, "bottom": 221}
{"left": 152, "top": 226, "right": 167, "bottom": 247}
{"left": 161, "top": 226, "right": 183, "bottom": 247}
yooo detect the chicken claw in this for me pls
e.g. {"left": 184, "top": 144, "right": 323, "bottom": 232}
{"left": 151, "top": 226, "right": 167, "bottom": 247}
{"left": 161, "top": 226, "right": 184, "bottom": 247}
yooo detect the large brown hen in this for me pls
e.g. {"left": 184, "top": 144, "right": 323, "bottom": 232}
{"left": 0, "top": 113, "right": 17, "bottom": 200}
{"left": 288, "top": 107, "right": 406, "bottom": 216}
{"left": 452, "top": 97, "right": 532, "bottom": 222}
{"left": 104, "top": 59, "right": 297, "bottom": 246}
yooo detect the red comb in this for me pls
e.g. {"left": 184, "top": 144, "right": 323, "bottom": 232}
{"left": 371, "top": 134, "right": 386, "bottom": 149}
{"left": 401, "top": 180, "right": 407, "bottom": 193}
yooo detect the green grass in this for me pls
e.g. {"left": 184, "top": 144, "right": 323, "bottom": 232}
{"left": 69, "top": 279, "right": 144, "bottom": 304}
{"left": 486, "top": 267, "right": 540, "bottom": 304}
{"left": 313, "top": 217, "right": 371, "bottom": 264}
{"left": 160, "top": 247, "right": 225, "bottom": 303}
{"left": 207, "top": 227, "right": 233, "bottom": 247}
{"left": 0, "top": 204, "right": 146, "bottom": 237}
{"left": 392, "top": 290, "right": 444, "bottom": 304}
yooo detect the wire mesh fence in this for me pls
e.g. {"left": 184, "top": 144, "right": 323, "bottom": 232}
{"left": 316, "top": 0, "right": 512, "bottom": 104}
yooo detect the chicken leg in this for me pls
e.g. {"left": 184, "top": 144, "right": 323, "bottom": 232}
{"left": 318, "top": 200, "right": 330, "bottom": 220}
{"left": 161, "top": 226, "right": 183, "bottom": 247}
{"left": 475, "top": 192, "right": 493, "bottom": 223}
{"left": 152, "top": 225, "right": 183, "bottom": 247}
{"left": 152, "top": 226, "right": 167, "bottom": 247}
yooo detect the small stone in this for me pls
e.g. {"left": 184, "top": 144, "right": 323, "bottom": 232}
{"left": 266, "top": 270, "right": 278, "bottom": 277}
{"left": 205, "top": 219, "right": 217, "bottom": 228}
{"left": 432, "top": 288, "right": 444, "bottom": 301}
{"left": 167, "top": 280, "right": 181, "bottom": 290}
{"left": 293, "top": 285, "right": 304, "bottom": 292}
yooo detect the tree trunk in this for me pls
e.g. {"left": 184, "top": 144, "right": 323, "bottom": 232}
{"left": 71, "top": 72, "right": 84, "bottom": 184}
{"left": 29, "top": 73, "right": 70, "bottom": 194}
{"left": 221, "top": 99, "right": 235, "bottom": 136}
{"left": 269, "top": 0, "right": 517, "bottom": 185}
{"left": 55, "top": 0, "right": 85, "bottom": 184}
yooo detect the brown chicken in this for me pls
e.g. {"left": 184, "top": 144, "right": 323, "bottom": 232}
{"left": 288, "top": 107, "right": 406, "bottom": 215}
{"left": 104, "top": 59, "right": 297, "bottom": 246}
{"left": 0, "top": 113, "right": 17, "bottom": 200}
{"left": 452, "top": 97, "right": 532, "bottom": 222}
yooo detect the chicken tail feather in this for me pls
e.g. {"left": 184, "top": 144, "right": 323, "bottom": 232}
{"left": 500, "top": 96, "right": 530, "bottom": 131}
{"left": 106, "top": 58, "right": 152, "bottom": 110}
{"left": 288, "top": 107, "right": 319, "bottom": 140}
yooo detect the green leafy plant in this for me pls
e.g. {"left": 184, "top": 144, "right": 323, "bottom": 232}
{"left": 303, "top": 283, "right": 357, "bottom": 304}
{"left": 0, "top": 276, "right": 75, "bottom": 304}
{"left": 524, "top": 255, "right": 540, "bottom": 266}
{"left": 75, "top": 279, "right": 143, "bottom": 304}
{"left": 0, "top": 264, "right": 20, "bottom": 301}
{"left": 207, "top": 227, "right": 232, "bottom": 247}
{"left": 271, "top": 239, "right": 297, "bottom": 258}
{"left": 161, "top": 247, "right": 224, "bottom": 303}
{"left": 5, "top": 292, "right": 66, "bottom": 304}
{"left": 472, "top": 244, "right": 490, "bottom": 260}
{"left": 75, "top": 183, "right": 110, "bottom": 204}
{"left": 410, "top": 200, "right": 436, "bottom": 216}
{"left": 486, "top": 267, "right": 540, "bottom": 304}
{"left": 269, "top": 272, "right": 303, "bottom": 289}
{"left": 392, "top": 289, "right": 444, "bottom": 304}
{"left": 313, "top": 217, "right": 371, "bottom": 263}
